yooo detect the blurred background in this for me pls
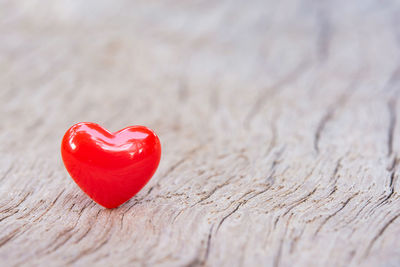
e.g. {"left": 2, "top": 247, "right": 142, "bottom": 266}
{"left": 2, "top": 0, "right": 399, "bottom": 158}
{"left": 2, "top": 1, "right": 399, "bottom": 137}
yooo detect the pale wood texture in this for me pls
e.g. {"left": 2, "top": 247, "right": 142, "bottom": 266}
{"left": 1, "top": 1, "right": 400, "bottom": 266}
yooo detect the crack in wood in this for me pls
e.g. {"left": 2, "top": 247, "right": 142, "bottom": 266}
{"left": 202, "top": 224, "right": 214, "bottom": 265}
{"left": 282, "top": 188, "right": 318, "bottom": 217}
{"left": 0, "top": 228, "right": 20, "bottom": 248}
{"left": 191, "top": 175, "right": 235, "bottom": 207}
{"left": 216, "top": 202, "right": 243, "bottom": 232}
{"left": 327, "top": 157, "right": 343, "bottom": 197}
{"left": 365, "top": 213, "right": 400, "bottom": 256}
{"left": 387, "top": 99, "right": 397, "bottom": 156}
{"left": 314, "top": 193, "right": 358, "bottom": 236}
{"left": 273, "top": 214, "right": 293, "bottom": 267}
{"left": 33, "top": 189, "right": 65, "bottom": 223}
{"left": 244, "top": 60, "right": 309, "bottom": 128}
{"left": 0, "top": 191, "right": 31, "bottom": 214}
{"left": 375, "top": 153, "right": 398, "bottom": 209}
{"left": 313, "top": 74, "right": 361, "bottom": 153}
{"left": 67, "top": 211, "right": 114, "bottom": 264}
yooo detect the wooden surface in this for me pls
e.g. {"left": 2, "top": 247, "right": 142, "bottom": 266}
{"left": 1, "top": 1, "right": 400, "bottom": 266}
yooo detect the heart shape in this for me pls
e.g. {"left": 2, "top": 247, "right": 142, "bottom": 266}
{"left": 61, "top": 122, "right": 161, "bottom": 209}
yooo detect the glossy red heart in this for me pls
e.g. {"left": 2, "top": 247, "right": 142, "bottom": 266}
{"left": 61, "top": 122, "right": 161, "bottom": 209}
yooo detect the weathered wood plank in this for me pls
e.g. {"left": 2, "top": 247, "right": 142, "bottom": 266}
{"left": 1, "top": 0, "right": 400, "bottom": 266}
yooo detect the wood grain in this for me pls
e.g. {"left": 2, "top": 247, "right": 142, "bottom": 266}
{"left": 1, "top": 0, "right": 400, "bottom": 266}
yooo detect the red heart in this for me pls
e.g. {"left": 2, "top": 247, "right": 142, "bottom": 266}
{"left": 61, "top": 122, "right": 161, "bottom": 209}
